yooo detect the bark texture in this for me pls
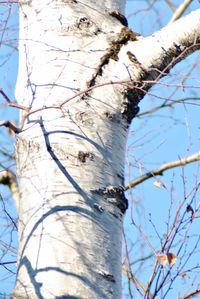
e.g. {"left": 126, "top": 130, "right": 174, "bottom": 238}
{"left": 13, "top": 0, "right": 200, "bottom": 298}
{"left": 13, "top": 0, "right": 130, "bottom": 298}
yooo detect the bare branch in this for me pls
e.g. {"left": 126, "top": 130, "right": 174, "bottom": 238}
{"left": 124, "top": 152, "right": 200, "bottom": 190}
{"left": 0, "top": 89, "right": 29, "bottom": 112}
{"left": 179, "top": 288, "right": 200, "bottom": 299}
{"left": 169, "top": 0, "right": 193, "bottom": 24}
{"left": 137, "top": 97, "right": 200, "bottom": 118}
{"left": 122, "top": 266, "right": 145, "bottom": 293}
{"left": 0, "top": 89, "right": 11, "bottom": 103}
{"left": 165, "top": 0, "right": 176, "bottom": 12}
{"left": 122, "top": 266, "right": 156, "bottom": 299}
{"left": 0, "top": 240, "right": 17, "bottom": 254}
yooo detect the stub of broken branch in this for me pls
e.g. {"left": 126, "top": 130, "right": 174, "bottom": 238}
{"left": 0, "top": 121, "right": 21, "bottom": 134}
{"left": 0, "top": 170, "right": 19, "bottom": 210}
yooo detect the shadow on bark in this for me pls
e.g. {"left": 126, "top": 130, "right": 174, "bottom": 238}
{"left": 17, "top": 256, "right": 105, "bottom": 298}
{"left": 15, "top": 117, "right": 116, "bottom": 298}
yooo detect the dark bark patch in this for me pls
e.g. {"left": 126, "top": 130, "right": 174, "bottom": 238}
{"left": 121, "top": 102, "right": 140, "bottom": 124}
{"left": 77, "top": 17, "right": 91, "bottom": 29}
{"left": 94, "top": 203, "right": 104, "bottom": 213}
{"left": 127, "top": 51, "right": 142, "bottom": 65}
{"left": 121, "top": 89, "right": 143, "bottom": 123}
{"left": 99, "top": 271, "right": 116, "bottom": 282}
{"left": 104, "top": 111, "right": 120, "bottom": 122}
{"left": 104, "top": 27, "right": 138, "bottom": 62}
{"left": 109, "top": 11, "right": 128, "bottom": 27}
{"left": 92, "top": 186, "right": 128, "bottom": 213}
{"left": 63, "top": 0, "right": 78, "bottom": 3}
{"left": 88, "top": 27, "right": 138, "bottom": 87}
{"left": 78, "top": 151, "right": 94, "bottom": 163}
{"left": 104, "top": 111, "right": 113, "bottom": 120}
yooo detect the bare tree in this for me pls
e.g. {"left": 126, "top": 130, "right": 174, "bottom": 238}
{"left": 0, "top": 0, "right": 199, "bottom": 298}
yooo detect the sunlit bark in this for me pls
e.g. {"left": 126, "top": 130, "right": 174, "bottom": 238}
{"left": 12, "top": 0, "right": 200, "bottom": 297}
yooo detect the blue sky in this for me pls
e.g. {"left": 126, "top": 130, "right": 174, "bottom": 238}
{"left": 0, "top": 2, "right": 18, "bottom": 297}
{"left": 123, "top": 1, "right": 200, "bottom": 298}
{"left": 0, "top": 1, "right": 199, "bottom": 298}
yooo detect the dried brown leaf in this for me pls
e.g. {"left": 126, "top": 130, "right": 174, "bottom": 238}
{"left": 156, "top": 252, "right": 177, "bottom": 267}
{"left": 156, "top": 253, "right": 168, "bottom": 266}
{"left": 167, "top": 252, "right": 177, "bottom": 267}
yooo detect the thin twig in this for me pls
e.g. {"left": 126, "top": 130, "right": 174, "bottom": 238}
{"left": 0, "top": 89, "right": 29, "bottom": 111}
{"left": 0, "top": 89, "right": 11, "bottom": 103}
{"left": 0, "top": 240, "right": 17, "bottom": 254}
{"left": 122, "top": 266, "right": 157, "bottom": 298}
{"left": 179, "top": 287, "right": 200, "bottom": 299}
{"left": 137, "top": 97, "right": 200, "bottom": 118}
{"left": 165, "top": 0, "right": 176, "bottom": 11}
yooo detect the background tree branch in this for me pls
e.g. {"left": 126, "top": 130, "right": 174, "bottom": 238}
{"left": 125, "top": 152, "right": 200, "bottom": 190}
{"left": 179, "top": 287, "right": 200, "bottom": 299}
{"left": 169, "top": 0, "right": 193, "bottom": 23}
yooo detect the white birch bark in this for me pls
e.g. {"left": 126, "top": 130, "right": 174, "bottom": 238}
{"left": 12, "top": 0, "right": 200, "bottom": 297}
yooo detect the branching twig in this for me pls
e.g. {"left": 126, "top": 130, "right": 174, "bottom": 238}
{"left": 125, "top": 152, "right": 200, "bottom": 190}
{"left": 122, "top": 266, "right": 156, "bottom": 299}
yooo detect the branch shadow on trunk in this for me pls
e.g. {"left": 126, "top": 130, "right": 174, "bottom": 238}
{"left": 15, "top": 117, "right": 114, "bottom": 298}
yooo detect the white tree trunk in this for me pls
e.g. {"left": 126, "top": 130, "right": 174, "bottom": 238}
{"left": 13, "top": 1, "right": 128, "bottom": 298}
{"left": 13, "top": 0, "right": 200, "bottom": 297}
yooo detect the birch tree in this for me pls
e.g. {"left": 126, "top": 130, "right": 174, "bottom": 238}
{"left": 0, "top": 0, "right": 199, "bottom": 298}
